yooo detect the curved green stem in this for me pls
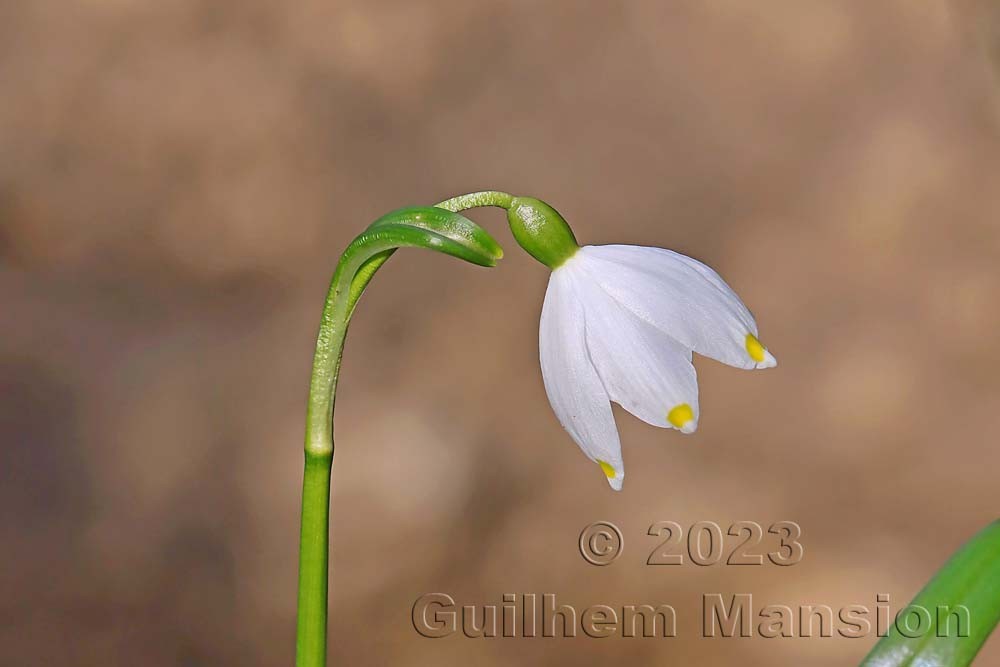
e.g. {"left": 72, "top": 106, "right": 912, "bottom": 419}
{"left": 295, "top": 193, "right": 581, "bottom": 665}
{"left": 296, "top": 252, "right": 357, "bottom": 667}
{"left": 435, "top": 190, "right": 513, "bottom": 212}
{"left": 438, "top": 191, "right": 580, "bottom": 269}
{"left": 295, "top": 205, "right": 503, "bottom": 667}
{"left": 296, "top": 194, "right": 584, "bottom": 666}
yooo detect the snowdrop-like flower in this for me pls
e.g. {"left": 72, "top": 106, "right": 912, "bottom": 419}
{"left": 507, "top": 197, "right": 776, "bottom": 491}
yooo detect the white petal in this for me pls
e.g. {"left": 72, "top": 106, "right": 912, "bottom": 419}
{"left": 573, "top": 274, "right": 700, "bottom": 433}
{"left": 576, "top": 245, "right": 777, "bottom": 370}
{"left": 539, "top": 264, "right": 624, "bottom": 490}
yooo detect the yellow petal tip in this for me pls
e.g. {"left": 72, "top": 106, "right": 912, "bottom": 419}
{"left": 745, "top": 333, "right": 766, "bottom": 362}
{"left": 597, "top": 460, "right": 616, "bottom": 478}
{"left": 667, "top": 403, "right": 696, "bottom": 433}
{"left": 745, "top": 333, "right": 777, "bottom": 368}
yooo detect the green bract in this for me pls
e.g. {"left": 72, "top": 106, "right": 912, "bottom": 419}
{"left": 346, "top": 206, "right": 504, "bottom": 312}
{"left": 364, "top": 205, "right": 504, "bottom": 267}
{"left": 308, "top": 205, "right": 503, "bottom": 457}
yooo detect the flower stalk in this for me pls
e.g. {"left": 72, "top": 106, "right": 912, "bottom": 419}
{"left": 296, "top": 204, "right": 504, "bottom": 667}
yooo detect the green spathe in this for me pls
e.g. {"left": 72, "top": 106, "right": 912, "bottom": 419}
{"left": 298, "top": 205, "right": 502, "bottom": 667}
{"left": 506, "top": 196, "right": 580, "bottom": 269}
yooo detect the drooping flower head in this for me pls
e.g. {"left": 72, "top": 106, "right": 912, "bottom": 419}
{"left": 508, "top": 197, "right": 776, "bottom": 490}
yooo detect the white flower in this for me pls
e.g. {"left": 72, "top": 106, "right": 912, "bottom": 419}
{"left": 539, "top": 244, "right": 776, "bottom": 490}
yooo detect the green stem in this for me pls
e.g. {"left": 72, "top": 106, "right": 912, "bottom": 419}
{"left": 295, "top": 205, "right": 504, "bottom": 667}
{"left": 296, "top": 453, "right": 331, "bottom": 667}
{"left": 294, "top": 196, "right": 577, "bottom": 665}
{"left": 297, "top": 242, "right": 397, "bottom": 667}
{"left": 435, "top": 190, "right": 513, "bottom": 212}
{"left": 296, "top": 258, "right": 351, "bottom": 667}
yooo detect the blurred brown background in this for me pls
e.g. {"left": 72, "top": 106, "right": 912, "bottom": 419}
{"left": 3, "top": 1, "right": 1000, "bottom": 665}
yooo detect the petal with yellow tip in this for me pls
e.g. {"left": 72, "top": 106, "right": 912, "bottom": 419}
{"left": 667, "top": 404, "right": 697, "bottom": 434}
{"left": 539, "top": 265, "right": 624, "bottom": 491}
{"left": 745, "top": 333, "right": 777, "bottom": 369}
{"left": 576, "top": 244, "right": 774, "bottom": 370}
{"left": 572, "top": 274, "right": 700, "bottom": 432}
